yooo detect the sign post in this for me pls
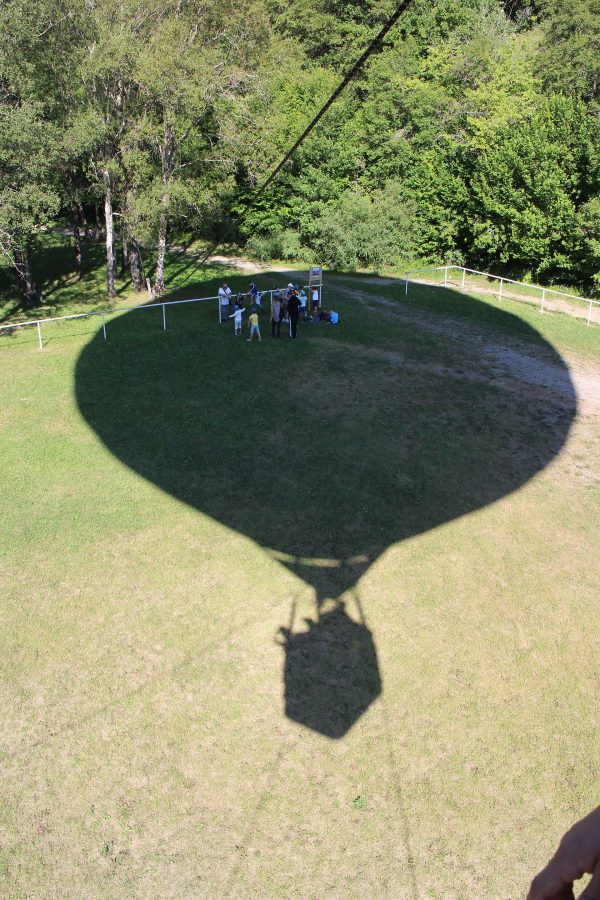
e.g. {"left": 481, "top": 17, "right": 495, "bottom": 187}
{"left": 308, "top": 265, "right": 323, "bottom": 312}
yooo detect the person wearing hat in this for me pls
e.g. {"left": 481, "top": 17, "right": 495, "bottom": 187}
{"left": 281, "top": 283, "right": 293, "bottom": 321}
{"left": 246, "top": 307, "right": 261, "bottom": 342}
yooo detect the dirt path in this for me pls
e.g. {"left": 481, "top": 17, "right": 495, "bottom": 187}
{"left": 206, "top": 254, "right": 299, "bottom": 275}
{"left": 332, "top": 281, "right": 600, "bottom": 417}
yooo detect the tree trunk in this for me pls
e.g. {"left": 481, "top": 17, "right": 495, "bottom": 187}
{"left": 15, "top": 248, "right": 41, "bottom": 307}
{"left": 129, "top": 238, "right": 144, "bottom": 292}
{"left": 73, "top": 223, "right": 82, "bottom": 278}
{"left": 94, "top": 202, "right": 103, "bottom": 240}
{"left": 154, "top": 200, "right": 169, "bottom": 295}
{"left": 122, "top": 180, "right": 144, "bottom": 292}
{"left": 77, "top": 202, "right": 90, "bottom": 238}
{"left": 72, "top": 205, "right": 82, "bottom": 278}
{"left": 102, "top": 168, "right": 116, "bottom": 299}
{"left": 121, "top": 231, "right": 128, "bottom": 276}
{"left": 153, "top": 119, "right": 175, "bottom": 296}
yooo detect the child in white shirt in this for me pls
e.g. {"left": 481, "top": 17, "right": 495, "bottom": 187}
{"left": 230, "top": 305, "right": 243, "bottom": 335}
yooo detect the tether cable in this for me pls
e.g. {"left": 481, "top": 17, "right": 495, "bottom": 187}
{"left": 197, "top": 0, "right": 413, "bottom": 265}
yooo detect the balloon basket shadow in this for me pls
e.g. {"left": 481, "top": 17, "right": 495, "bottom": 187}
{"left": 276, "top": 595, "right": 382, "bottom": 739}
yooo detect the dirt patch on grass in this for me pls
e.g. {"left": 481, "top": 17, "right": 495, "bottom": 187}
{"left": 333, "top": 281, "right": 600, "bottom": 416}
{"left": 484, "top": 346, "right": 600, "bottom": 416}
{"left": 204, "top": 255, "right": 304, "bottom": 277}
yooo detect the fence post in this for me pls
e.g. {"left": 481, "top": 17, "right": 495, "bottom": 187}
{"left": 37, "top": 320, "right": 42, "bottom": 351}
{"left": 498, "top": 279, "right": 503, "bottom": 302}
{"left": 162, "top": 304, "right": 166, "bottom": 331}
{"left": 405, "top": 275, "right": 408, "bottom": 295}
{"left": 461, "top": 268, "right": 466, "bottom": 292}
{"left": 541, "top": 289, "right": 546, "bottom": 315}
{"left": 443, "top": 266, "right": 448, "bottom": 286}
{"left": 101, "top": 311, "right": 107, "bottom": 339}
{"left": 587, "top": 301, "right": 592, "bottom": 327}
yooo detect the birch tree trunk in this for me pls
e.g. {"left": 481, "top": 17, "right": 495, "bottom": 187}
{"left": 122, "top": 180, "right": 144, "bottom": 292}
{"left": 154, "top": 198, "right": 169, "bottom": 295}
{"left": 94, "top": 202, "right": 103, "bottom": 240}
{"left": 153, "top": 120, "right": 175, "bottom": 296}
{"left": 77, "top": 202, "right": 90, "bottom": 238}
{"left": 102, "top": 167, "right": 116, "bottom": 299}
{"left": 72, "top": 204, "right": 82, "bottom": 278}
{"left": 129, "top": 238, "right": 144, "bottom": 292}
{"left": 121, "top": 231, "right": 128, "bottom": 276}
{"left": 73, "top": 223, "right": 82, "bottom": 278}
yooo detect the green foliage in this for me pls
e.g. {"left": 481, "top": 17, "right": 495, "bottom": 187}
{"left": 468, "top": 96, "right": 599, "bottom": 280}
{"left": 238, "top": 0, "right": 600, "bottom": 287}
{"left": 266, "top": 0, "right": 398, "bottom": 69}
{"left": 246, "top": 229, "right": 306, "bottom": 262}
{"left": 0, "top": 103, "right": 61, "bottom": 264}
{"left": 0, "top": 0, "right": 598, "bottom": 296}
{"left": 538, "top": 0, "right": 600, "bottom": 101}
{"left": 310, "top": 183, "right": 419, "bottom": 271}
{"left": 576, "top": 197, "right": 600, "bottom": 291}
{"left": 0, "top": 0, "right": 86, "bottom": 273}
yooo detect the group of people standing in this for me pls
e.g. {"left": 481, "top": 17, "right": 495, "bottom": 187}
{"left": 270, "top": 283, "right": 313, "bottom": 339}
{"left": 218, "top": 281, "right": 321, "bottom": 342}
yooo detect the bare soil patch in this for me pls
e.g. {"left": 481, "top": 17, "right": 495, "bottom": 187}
{"left": 334, "top": 281, "right": 600, "bottom": 416}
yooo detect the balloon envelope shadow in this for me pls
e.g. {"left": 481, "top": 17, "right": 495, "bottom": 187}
{"left": 75, "top": 281, "right": 576, "bottom": 737}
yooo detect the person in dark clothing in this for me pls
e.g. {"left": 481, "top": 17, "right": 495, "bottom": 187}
{"left": 287, "top": 291, "right": 301, "bottom": 339}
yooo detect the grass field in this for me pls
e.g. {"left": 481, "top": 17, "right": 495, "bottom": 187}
{"left": 1, "top": 252, "right": 599, "bottom": 898}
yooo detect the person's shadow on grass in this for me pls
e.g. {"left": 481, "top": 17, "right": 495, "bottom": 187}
{"left": 75, "top": 277, "right": 576, "bottom": 738}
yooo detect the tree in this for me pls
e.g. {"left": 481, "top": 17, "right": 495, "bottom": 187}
{"left": 0, "top": 103, "right": 61, "bottom": 304}
{"left": 576, "top": 197, "right": 600, "bottom": 292}
{"left": 538, "top": 0, "right": 600, "bottom": 101}
{"left": 311, "top": 182, "right": 419, "bottom": 270}
{"left": 0, "top": 0, "right": 87, "bottom": 303}
{"left": 468, "top": 96, "right": 598, "bottom": 281}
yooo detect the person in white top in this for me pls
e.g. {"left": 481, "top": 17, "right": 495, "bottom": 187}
{"left": 229, "top": 305, "right": 243, "bottom": 335}
{"left": 311, "top": 287, "right": 320, "bottom": 311}
{"left": 218, "top": 283, "right": 232, "bottom": 322}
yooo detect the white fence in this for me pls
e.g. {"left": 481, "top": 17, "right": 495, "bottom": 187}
{"left": 405, "top": 265, "right": 600, "bottom": 327}
{"left": 0, "top": 285, "right": 306, "bottom": 351}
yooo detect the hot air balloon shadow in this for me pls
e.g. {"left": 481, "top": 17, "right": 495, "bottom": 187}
{"left": 74, "top": 279, "right": 577, "bottom": 736}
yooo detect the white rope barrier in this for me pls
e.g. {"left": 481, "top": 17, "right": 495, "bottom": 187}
{"left": 405, "top": 266, "right": 600, "bottom": 326}
{"left": 0, "top": 283, "right": 311, "bottom": 350}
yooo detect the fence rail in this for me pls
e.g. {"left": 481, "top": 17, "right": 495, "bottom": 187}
{"left": 405, "top": 265, "right": 600, "bottom": 327}
{"left": 0, "top": 284, "right": 312, "bottom": 350}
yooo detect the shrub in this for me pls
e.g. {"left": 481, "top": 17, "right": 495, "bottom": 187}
{"left": 245, "top": 229, "right": 308, "bottom": 263}
{"left": 311, "top": 184, "right": 419, "bottom": 271}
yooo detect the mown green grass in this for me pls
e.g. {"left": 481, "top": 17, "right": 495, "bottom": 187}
{"left": 1, "top": 247, "right": 599, "bottom": 898}
{"left": 341, "top": 272, "right": 600, "bottom": 359}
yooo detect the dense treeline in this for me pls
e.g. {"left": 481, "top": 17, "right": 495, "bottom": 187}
{"left": 0, "top": 0, "right": 598, "bottom": 305}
